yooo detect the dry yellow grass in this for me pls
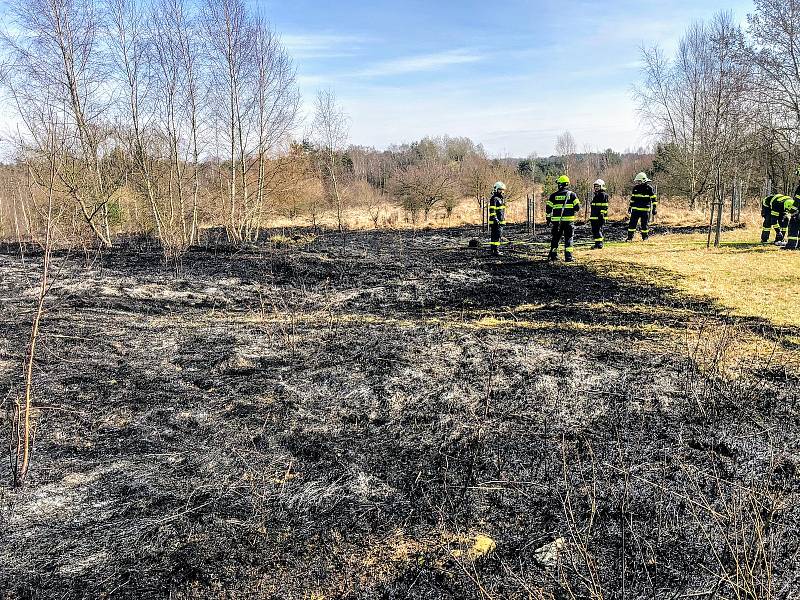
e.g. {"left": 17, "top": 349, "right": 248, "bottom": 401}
{"left": 581, "top": 225, "right": 800, "bottom": 327}
{"left": 261, "top": 195, "right": 755, "bottom": 232}
{"left": 263, "top": 197, "right": 492, "bottom": 231}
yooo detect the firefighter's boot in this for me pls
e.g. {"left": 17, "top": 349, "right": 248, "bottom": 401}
{"left": 761, "top": 216, "right": 772, "bottom": 243}
{"left": 785, "top": 215, "right": 800, "bottom": 249}
{"left": 775, "top": 224, "right": 786, "bottom": 243}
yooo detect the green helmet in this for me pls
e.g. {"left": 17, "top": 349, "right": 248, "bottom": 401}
{"left": 787, "top": 198, "right": 796, "bottom": 211}
{"left": 557, "top": 175, "right": 570, "bottom": 186}
{"left": 493, "top": 181, "right": 507, "bottom": 193}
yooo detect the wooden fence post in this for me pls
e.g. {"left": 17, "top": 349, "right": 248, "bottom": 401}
{"left": 653, "top": 183, "right": 659, "bottom": 225}
{"left": 706, "top": 201, "right": 715, "bottom": 249}
{"left": 526, "top": 194, "right": 532, "bottom": 233}
{"left": 714, "top": 195, "right": 724, "bottom": 247}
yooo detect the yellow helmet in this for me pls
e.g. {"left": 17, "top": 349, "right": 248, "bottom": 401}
{"left": 557, "top": 175, "right": 570, "bottom": 186}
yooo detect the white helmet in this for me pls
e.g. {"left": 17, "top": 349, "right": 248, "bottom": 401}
{"left": 634, "top": 172, "right": 650, "bottom": 183}
{"left": 593, "top": 179, "right": 606, "bottom": 189}
{"left": 493, "top": 181, "right": 507, "bottom": 193}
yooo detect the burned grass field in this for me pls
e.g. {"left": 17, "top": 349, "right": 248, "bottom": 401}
{"left": 1, "top": 222, "right": 799, "bottom": 599}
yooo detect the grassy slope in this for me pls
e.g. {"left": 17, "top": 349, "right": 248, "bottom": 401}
{"left": 582, "top": 226, "right": 800, "bottom": 328}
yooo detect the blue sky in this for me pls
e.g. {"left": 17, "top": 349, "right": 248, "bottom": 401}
{"left": 258, "top": 0, "right": 755, "bottom": 156}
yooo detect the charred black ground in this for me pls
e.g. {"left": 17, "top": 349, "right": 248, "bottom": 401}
{"left": 1, "top": 222, "right": 798, "bottom": 599}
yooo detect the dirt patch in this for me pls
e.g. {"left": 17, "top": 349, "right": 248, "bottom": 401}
{"left": 1, "top": 224, "right": 798, "bottom": 598}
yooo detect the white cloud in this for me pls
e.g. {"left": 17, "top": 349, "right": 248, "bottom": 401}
{"left": 354, "top": 49, "right": 483, "bottom": 78}
{"left": 280, "top": 33, "right": 369, "bottom": 59}
{"left": 294, "top": 48, "right": 486, "bottom": 99}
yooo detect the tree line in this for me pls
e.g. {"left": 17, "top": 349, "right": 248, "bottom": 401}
{"left": 0, "top": 0, "right": 653, "bottom": 258}
{"left": 638, "top": 1, "right": 800, "bottom": 208}
{"left": 227, "top": 130, "right": 651, "bottom": 235}
{"left": 0, "top": 0, "right": 300, "bottom": 256}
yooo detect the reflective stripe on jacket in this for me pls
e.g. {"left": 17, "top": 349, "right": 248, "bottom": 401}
{"left": 762, "top": 195, "right": 778, "bottom": 217}
{"left": 547, "top": 187, "right": 581, "bottom": 222}
{"left": 630, "top": 183, "right": 657, "bottom": 212}
{"left": 489, "top": 192, "right": 506, "bottom": 225}
{"left": 771, "top": 195, "right": 792, "bottom": 217}
{"left": 590, "top": 191, "right": 609, "bottom": 220}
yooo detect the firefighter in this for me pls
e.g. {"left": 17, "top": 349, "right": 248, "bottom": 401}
{"left": 783, "top": 198, "right": 799, "bottom": 250}
{"left": 769, "top": 194, "right": 792, "bottom": 245}
{"left": 761, "top": 194, "right": 779, "bottom": 243}
{"left": 787, "top": 166, "right": 800, "bottom": 249}
{"left": 546, "top": 175, "right": 581, "bottom": 262}
{"left": 488, "top": 181, "right": 507, "bottom": 255}
{"left": 590, "top": 179, "right": 609, "bottom": 249}
{"left": 627, "top": 172, "right": 657, "bottom": 241}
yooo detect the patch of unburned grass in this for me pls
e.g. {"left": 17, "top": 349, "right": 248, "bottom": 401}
{"left": 468, "top": 315, "right": 675, "bottom": 337}
{"left": 581, "top": 226, "right": 800, "bottom": 327}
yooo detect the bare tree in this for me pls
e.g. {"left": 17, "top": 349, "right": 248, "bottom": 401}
{"left": 748, "top": 0, "right": 800, "bottom": 136}
{"left": 248, "top": 18, "right": 300, "bottom": 241}
{"left": 107, "top": 0, "right": 165, "bottom": 241}
{"left": 2, "top": 0, "right": 122, "bottom": 247}
{"left": 203, "top": 0, "right": 255, "bottom": 243}
{"left": 601, "top": 155, "right": 653, "bottom": 199}
{"left": 392, "top": 160, "right": 458, "bottom": 223}
{"left": 9, "top": 98, "right": 64, "bottom": 487}
{"left": 461, "top": 153, "right": 491, "bottom": 208}
{"left": 203, "top": 0, "right": 298, "bottom": 243}
{"left": 348, "top": 179, "right": 383, "bottom": 228}
{"left": 490, "top": 164, "right": 527, "bottom": 204}
{"left": 153, "top": 0, "right": 190, "bottom": 248}
{"left": 747, "top": 0, "right": 800, "bottom": 191}
{"left": 555, "top": 131, "right": 577, "bottom": 175}
{"left": 635, "top": 11, "right": 752, "bottom": 208}
{"left": 168, "top": 0, "right": 206, "bottom": 245}
{"left": 312, "top": 89, "right": 350, "bottom": 234}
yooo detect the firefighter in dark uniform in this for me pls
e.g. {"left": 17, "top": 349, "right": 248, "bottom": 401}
{"left": 546, "top": 175, "right": 581, "bottom": 262}
{"left": 627, "top": 172, "right": 657, "bottom": 241}
{"left": 782, "top": 167, "right": 800, "bottom": 249}
{"left": 488, "top": 181, "right": 507, "bottom": 255}
{"left": 761, "top": 194, "right": 779, "bottom": 243}
{"left": 769, "top": 194, "right": 793, "bottom": 245}
{"left": 590, "top": 179, "right": 609, "bottom": 249}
